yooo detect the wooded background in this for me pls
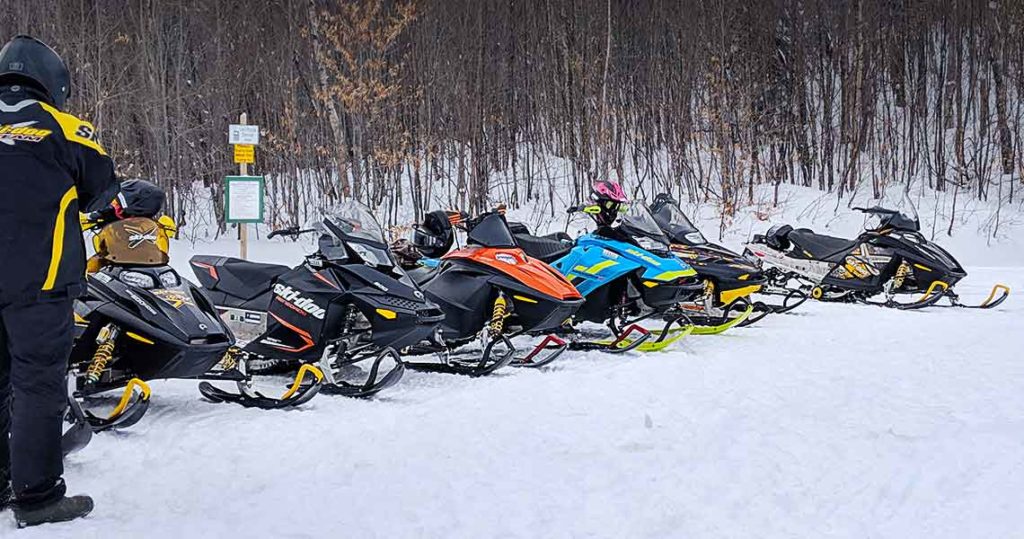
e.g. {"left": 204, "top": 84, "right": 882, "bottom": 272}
{"left": 4, "top": 0, "right": 1023, "bottom": 234}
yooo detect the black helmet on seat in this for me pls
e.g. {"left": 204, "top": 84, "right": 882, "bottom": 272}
{"left": 412, "top": 210, "right": 455, "bottom": 258}
{"left": 0, "top": 35, "right": 71, "bottom": 109}
{"left": 116, "top": 179, "right": 166, "bottom": 218}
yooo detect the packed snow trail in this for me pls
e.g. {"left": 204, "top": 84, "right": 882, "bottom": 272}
{"left": 6, "top": 265, "right": 1023, "bottom": 537}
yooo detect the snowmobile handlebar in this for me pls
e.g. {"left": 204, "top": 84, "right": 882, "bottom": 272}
{"left": 852, "top": 206, "right": 900, "bottom": 215}
{"left": 268, "top": 226, "right": 316, "bottom": 239}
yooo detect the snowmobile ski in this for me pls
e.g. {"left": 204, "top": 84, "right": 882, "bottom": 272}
{"left": 937, "top": 283, "right": 1010, "bottom": 309}
{"left": 198, "top": 362, "right": 324, "bottom": 409}
{"left": 61, "top": 391, "right": 94, "bottom": 456}
{"left": 599, "top": 316, "right": 695, "bottom": 352}
{"left": 687, "top": 303, "right": 755, "bottom": 335}
{"left": 406, "top": 334, "right": 516, "bottom": 377}
{"left": 566, "top": 323, "right": 654, "bottom": 353}
{"left": 318, "top": 348, "right": 407, "bottom": 397}
{"left": 510, "top": 334, "right": 568, "bottom": 368}
{"left": 81, "top": 378, "right": 152, "bottom": 432}
{"left": 756, "top": 287, "right": 809, "bottom": 315}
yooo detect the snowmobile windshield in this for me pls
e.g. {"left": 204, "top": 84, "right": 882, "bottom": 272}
{"left": 619, "top": 204, "right": 671, "bottom": 249}
{"left": 310, "top": 202, "right": 395, "bottom": 267}
{"left": 650, "top": 200, "right": 706, "bottom": 245}
{"left": 860, "top": 193, "right": 920, "bottom": 233}
{"left": 466, "top": 212, "right": 517, "bottom": 248}
{"left": 322, "top": 203, "right": 386, "bottom": 244}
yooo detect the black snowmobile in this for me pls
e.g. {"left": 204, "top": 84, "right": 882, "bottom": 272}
{"left": 743, "top": 205, "right": 1010, "bottom": 309}
{"left": 66, "top": 180, "right": 313, "bottom": 452}
{"left": 191, "top": 202, "right": 444, "bottom": 398}
{"left": 648, "top": 193, "right": 807, "bottom": 326}
{"left": 396, "top": 208, "right": 583, "bottom": 375}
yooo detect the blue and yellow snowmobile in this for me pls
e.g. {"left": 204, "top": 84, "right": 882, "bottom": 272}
{"left": 510, "top": 182, "right": 717, "bottom": 352}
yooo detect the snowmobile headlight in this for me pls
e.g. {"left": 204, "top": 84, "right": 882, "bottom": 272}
{"left": 159, "top": 271, "right": 180, "bottom": 288}
{"left": 635, "top": 237, "right": 662, "bottom": 251}
{"left": 120, "top": 271, "right": 156, "bottom": 289}
{"left": 684, "top": 232, "right": 707, "bottom": 245}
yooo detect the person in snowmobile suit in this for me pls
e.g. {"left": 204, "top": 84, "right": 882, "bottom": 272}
{"left": 0, "top": 35, "right": 120, "bottom": 527}
{"left": 588, "top": 180, "right": 632, "bottom": 242}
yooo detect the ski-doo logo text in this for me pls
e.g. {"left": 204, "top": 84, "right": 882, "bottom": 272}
{"left": 0, "top": 121, "right": 53, "bottom": 146}
{"left": 273, "top": 283, "right": 326, "bottom": 319}
{"left": 125, "top": 224, "right": 159, "bottom": 249}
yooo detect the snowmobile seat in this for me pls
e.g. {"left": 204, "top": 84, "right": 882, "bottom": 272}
{"left": 190, "top": 255, "right": 290, "bottom": 301}
{"left": 406, "top": 264, "right": 438, "bottom": 287}
{"left": 786, "top": 229, "right": 858, "bottom": 263}
{"left": 512, "top": 233, "right": 574, "bottom": 264}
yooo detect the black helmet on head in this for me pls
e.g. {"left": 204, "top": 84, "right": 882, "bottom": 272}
{"left": 411, "top": 210, "right": 455, "bottom": 258}
{"left": 0, "top": 35, "right": 71, "bottom": 109}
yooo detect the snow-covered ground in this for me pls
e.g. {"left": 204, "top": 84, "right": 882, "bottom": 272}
{"left": 4, "top": 226, "right": 1021, "bottom": 537}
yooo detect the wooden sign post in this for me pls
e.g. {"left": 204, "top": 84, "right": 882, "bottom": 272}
{"left": 226, "top": 113, "right": 263, "bottom": 259}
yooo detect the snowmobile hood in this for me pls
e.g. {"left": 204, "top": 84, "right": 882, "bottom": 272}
{"left": 333, "top": 263, "right": 436, "bottom": 305}
{"left": 575, "top": 234, "right": 697, "bottom": 281}
{"left": 85, "top": 269, "right": 232, "bottom": 346}
{"left": 443, "top": 247, "right": 582, "bottom": 301}
{"left": 670, "top": 243, "right": 764, "bottom": 282}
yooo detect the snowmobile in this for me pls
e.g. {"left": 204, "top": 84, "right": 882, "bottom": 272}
{"left": 511, "top": 182, "right": 707, "bottom": 352}
{"left": 743, "top": 204, "right": 1010, "bottom": 310}
{"left": 648, "top": 193, "right": 807, "bottom": 326}
{"left": 396, "top": 207, "right": 583, "bottom": 374}
{"left": 66, "top": 180, "right": 318, "bottom": 450}
{"left": 191, "top": 202, "right": 444, "bottom": 398}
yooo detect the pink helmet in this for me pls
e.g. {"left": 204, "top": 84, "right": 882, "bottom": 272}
{"left": 590, "top": 181, "right": 628, "bottom": 204}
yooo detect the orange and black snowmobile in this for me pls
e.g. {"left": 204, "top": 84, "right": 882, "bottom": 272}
{"left": 397, "top": 208, "right": 584, "bottom": 376}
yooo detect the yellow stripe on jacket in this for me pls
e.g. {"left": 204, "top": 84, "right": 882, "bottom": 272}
{"left": 42, "top": 186, "right": 79, "bottom": 290}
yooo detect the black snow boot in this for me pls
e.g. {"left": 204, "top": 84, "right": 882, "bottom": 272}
{"left": 14, "top": 495, "right": 94, "bottom": 528}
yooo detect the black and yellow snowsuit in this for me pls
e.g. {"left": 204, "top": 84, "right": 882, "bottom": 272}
{"left": 0, "top": 85, "right": 119, "bottom": 509}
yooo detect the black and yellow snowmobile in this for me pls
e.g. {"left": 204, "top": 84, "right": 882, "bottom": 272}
{"left": 743, "top": 203, "right": 1010, "bottom": 310}
{"left": 648, "top": 193, "right": 807, "bottom": 327}
{"left": 68, "top": 180, "right": 321, "bottom": 446}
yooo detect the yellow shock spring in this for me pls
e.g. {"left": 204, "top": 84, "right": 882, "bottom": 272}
{"left": 893, "top": 261, "right": 910, "bottom": 289}
{"left": 86, "top": 338, "right": 116, "bottom": 384}
{"left": 218, "top": 347, "right": 241, "bottom": 370}
{"left": 488, "top": 295, "right": 508, "bottom": 336}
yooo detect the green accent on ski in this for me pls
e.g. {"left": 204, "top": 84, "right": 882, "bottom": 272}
{"left": 689, "top": 304, "right": 753, "bottom": 335}
{"left": 633, "top": 324, "right": 694, "bottom": 351}
{"left": 594, "top": 324, "right": 694, "bottom": 352}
